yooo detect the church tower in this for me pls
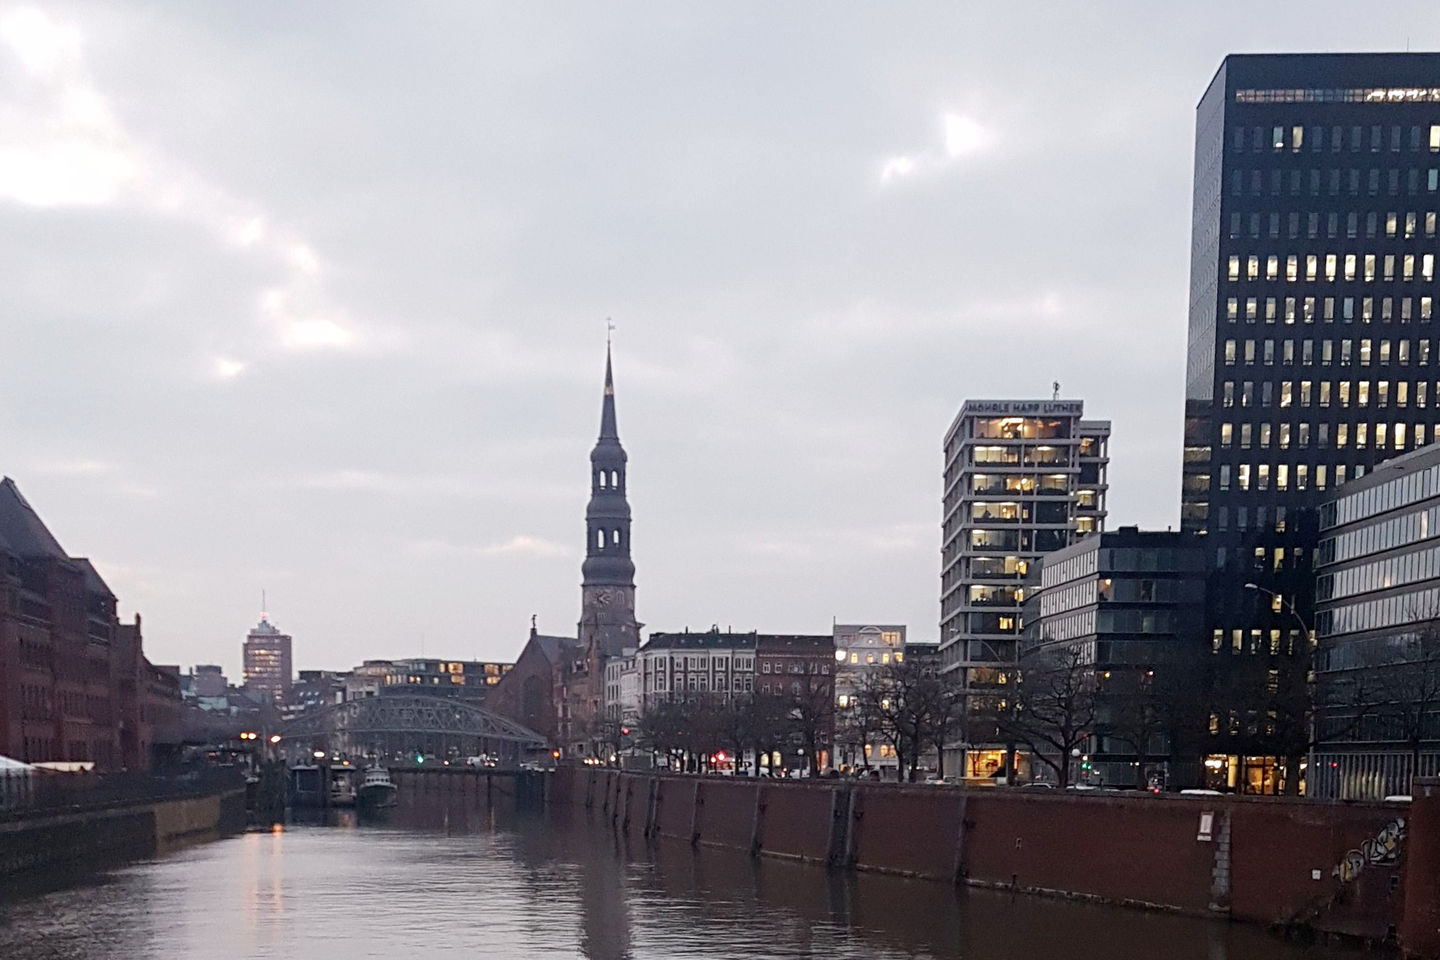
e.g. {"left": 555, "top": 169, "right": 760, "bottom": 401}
{"left": 578, "top": 344, "right": 640, "bottom": 660}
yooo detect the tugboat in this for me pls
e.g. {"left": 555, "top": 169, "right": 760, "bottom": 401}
{"left": 357, "top": 765, "right": 398, "bottom": 810}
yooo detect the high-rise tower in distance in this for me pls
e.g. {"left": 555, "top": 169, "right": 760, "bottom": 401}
{"left": 242, "top": 613, "right": 292, "bottom": 703}
{"left": 940, "top": 399, "right": 1109, "bottom": 774}
{"left": 1181, "top": 53, "right": 1440, "bottom": 791}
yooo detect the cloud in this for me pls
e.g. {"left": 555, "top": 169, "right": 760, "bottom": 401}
{"left": 286, "top": 470, "right": 572, "bottom": 501}
{"left": 213, "top": 357, "right": 246, "bottom": 379}
{"left": 0, "top": 5, "right": 365, "bottom": 360}
{"left": 880, "top": 112, "right": 994, "bottom": 184}
{"left": 405, "top": 536, "right": 571, "bottom": 560}
{"left": 29, "top": 457, "right": 113, "bottom": 476}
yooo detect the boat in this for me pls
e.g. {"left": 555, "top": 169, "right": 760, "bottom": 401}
{"left": 357, "top": 765, "right": 398, "bottom": 809}
{"left": 328, "top": 765, "right": 358, "bottom": 807}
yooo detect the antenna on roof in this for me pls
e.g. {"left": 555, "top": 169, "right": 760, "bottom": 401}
{"left": 606, "top": 317, "right": 615, "bottom": 346}
{"left": 1052, "top": 380, "right": 1061, "bottom": 401}
{"left": 261, "top": 589, "right": 267, "bottom": 620}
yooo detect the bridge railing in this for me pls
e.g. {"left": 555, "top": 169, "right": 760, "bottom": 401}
{"left": 0, "top": 767, "right": 245, "bottom": 821}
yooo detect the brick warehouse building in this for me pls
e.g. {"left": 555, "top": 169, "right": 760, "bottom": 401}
{"left": 0, "top": 478, "right": 180, "bottom": 769}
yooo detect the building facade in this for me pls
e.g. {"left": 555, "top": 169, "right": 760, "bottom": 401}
{"left": 1313, "top": 442, "right": 1440, "bottom": 798}
{"left": 939, "top": 399, "right": 1110, "bottom": 771}
{"left": 489, "top": 624, "right": 582, "bottom": 743}
{"left": 0, "top": 477, "right": 177, "bottom": 770}
{"left": 242, "top": 616, "right": 292, "bottom": 703}
{"left": 1180, "top": 53, "right": 1440, "bottom": 788}
{"left": 638, "top": 630, "right": 756, "bottom": 709}
{"left": 832, "top": 623, "right": 906, "bottom": 772}
{"left": 370, "top": 658, "right": 511, "bottom": 699}
{"left": 1020, "top": 529, "right": 1208, "bottom": 789}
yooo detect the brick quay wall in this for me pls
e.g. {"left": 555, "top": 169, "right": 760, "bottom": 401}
{"left": 547, "top": 767, "right": 1434, "bottom": 954}
{"left": 0, "top": 784, "right": 246, "bottom": 881}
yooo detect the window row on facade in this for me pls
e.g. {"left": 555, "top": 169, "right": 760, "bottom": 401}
{"left": 1220, "top": 379, "right": 1440, "bottom": 410}
{"left": 1218, "top": 461, "right": 1394, "bottom": 492}
{"left": 1230, "top": 120, "right": 1440, "bottom": 152}
{"left": 1319, "top": 502, "right": 1440, "bottom": 566}
{"left": 1225, "top": 294, "right": 1433, "bottom": 324}
{"left": 1220, "top": 417, "right": 1440, "bottom": 451}
{"left": 1230, "top": 209, "right": 1437, "bottom": 241}
{"left": 1318, "top": 540, "right": 1440, "bottom": 604}
{"left": 1224, "top": 337, "right": 1435, "bottom": 367}
{"left": 1325, "top": 462, "right": 1440, "bottom": 527}
{"left": 1227, "top": 252, "right": 1435, "bottom": 283}
{"left": 1228, "top": 166, "right": 1440, "bottom": 198}
{"left": 1317, "top": 583, "right": 1440, "bottom": 638}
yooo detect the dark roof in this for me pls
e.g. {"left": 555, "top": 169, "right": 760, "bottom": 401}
{"left": 0, "top": 478, "right": 70, "bottom": 560}
{"left": 74, "top": 558, "right": 116, "bottom": 600}
{"left": 756, "top": 634, "right": 834, "bottom": 653}
{"left": 644, "top": 630, "right": 758, "bottom": 651}
{"left": 532, "top": 633, "right": 581, "bottom": 664}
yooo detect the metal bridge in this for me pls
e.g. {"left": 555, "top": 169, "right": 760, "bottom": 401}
{"left": 277, "top": 695, "right": 547, "bottom": 762}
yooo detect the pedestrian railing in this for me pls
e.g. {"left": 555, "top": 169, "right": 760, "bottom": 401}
{"left": 0, "top": 767, "right": 245, "bottom": 820}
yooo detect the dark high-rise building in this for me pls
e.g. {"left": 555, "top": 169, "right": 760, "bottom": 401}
{"left": 1181, "top": 54, "right": 1440, "bottom": 789}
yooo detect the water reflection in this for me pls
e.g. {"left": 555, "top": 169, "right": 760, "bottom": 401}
{"left": 0, "top": 796, "right": 1362, "bottom": 960}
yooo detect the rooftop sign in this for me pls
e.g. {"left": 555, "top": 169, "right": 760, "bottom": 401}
{"left": 964, "top": 400, "right": 1083, "bottom": 416}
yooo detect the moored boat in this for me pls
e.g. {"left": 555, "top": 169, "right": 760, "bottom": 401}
{"left": 358, "top": 765, "right": 398, "bottom": 809}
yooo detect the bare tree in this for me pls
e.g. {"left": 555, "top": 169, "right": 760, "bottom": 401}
{"left": 1002, "top": 642, "right": 1097, "bottom": 789}
{"left": 855, "top": 660, "right": 947, "bottom": 782}
{"left": 1372, "top": 621, "right": 1440, "bottom": 791}
{"left": 783, "top": 672, "right": 834, "bottom": 775}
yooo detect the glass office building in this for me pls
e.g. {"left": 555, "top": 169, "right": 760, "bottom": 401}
{"left": 1313, "top": 442, "right": 1440, "bottom": 798}
{"left": 1179, "top": 54, "right": 1440, "bottom": 783}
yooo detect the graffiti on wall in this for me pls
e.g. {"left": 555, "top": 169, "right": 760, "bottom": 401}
{"left": 1332, "top": 817, "right": 1406, "bottom": 882}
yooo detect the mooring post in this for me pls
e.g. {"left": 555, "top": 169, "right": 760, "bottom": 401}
{"left": 1401, "top": 778, "right": 1440, "bottom": 958}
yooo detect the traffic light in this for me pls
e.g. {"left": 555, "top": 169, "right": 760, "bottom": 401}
{"left": 620, "top": 726, "right": 630, "bottom": 737}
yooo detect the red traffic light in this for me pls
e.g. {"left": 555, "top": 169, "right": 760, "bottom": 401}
{"left": 620, "top": 726, "right": 630, "bottom": 736}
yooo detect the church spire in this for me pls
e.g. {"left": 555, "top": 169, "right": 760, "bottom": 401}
{"left": 599, "top": 342, "right": 619, "bottom": 441}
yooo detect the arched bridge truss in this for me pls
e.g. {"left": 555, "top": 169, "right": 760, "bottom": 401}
{"left": 279, "top": 695, "right": 547, "bottom": 749}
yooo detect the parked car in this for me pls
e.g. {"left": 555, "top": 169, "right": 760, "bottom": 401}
{"left": 1018, "top": 781, "right": 1055, "bottom": 790}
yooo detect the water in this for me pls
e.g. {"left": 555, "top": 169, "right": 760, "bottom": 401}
{"left": 0, "top": 800, "right": 1363, "bottom": 960}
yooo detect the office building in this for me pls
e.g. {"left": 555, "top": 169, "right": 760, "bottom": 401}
{"left": 1020, "top": 529, "right": 1208, "bottom": 788}
{"left": 832, "top": 623, "right": 906, "bottom": 772}
{"left": 939, "top": 398, "right": 1110, "bottom": 771}
{"left": 242, "top": 616, "right": 293, "bottom": 703}
{"left": 1313, "top": 443, "right": 1440, "bottom": 798}
{"left": 1179, "top": 53, "right": 1440, "bottom": 788}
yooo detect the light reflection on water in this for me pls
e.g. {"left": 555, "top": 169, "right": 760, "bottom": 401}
{"left": 0, "top": 799, "right": 1362, "bottom": 960}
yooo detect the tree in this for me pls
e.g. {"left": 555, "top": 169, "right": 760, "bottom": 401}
{"left": 785, "top": 672, "right": 834, "bottom": 775}
{"left": 854, "top": 660, "right": 947, "bottom": 782}
{"left": 1350, "top": 619, "right": 1440, "bottom": 792}
{"left": 1001, "top": 642, "right": 1097, "bottom": 789}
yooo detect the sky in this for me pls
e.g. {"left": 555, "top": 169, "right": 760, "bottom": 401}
{"left": 3, "top": 2, "right": 1439, "bottom": 678}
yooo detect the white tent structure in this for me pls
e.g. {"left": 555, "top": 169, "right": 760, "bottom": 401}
{"left": 0, "top": 754, "right": 35, "bottom": 810}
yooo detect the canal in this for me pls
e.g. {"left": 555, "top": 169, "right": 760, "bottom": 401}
{"left": 0, "top": 799, "right": 1365, "bottom": 959}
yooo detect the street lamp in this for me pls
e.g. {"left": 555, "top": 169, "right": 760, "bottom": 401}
{"left": 1243, "top": 582, "right": 1311, "bottom": 639}
{"left": 1243, "top": 582, "right": 1317, "bottom": 796}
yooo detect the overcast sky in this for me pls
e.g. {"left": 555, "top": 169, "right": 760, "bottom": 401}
{"left": 3, "top": 3, "right": 1438, "bottom": 678}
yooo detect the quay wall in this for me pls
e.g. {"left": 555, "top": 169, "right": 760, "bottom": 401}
{"left": 0, "top": 787, "right": 245, "bottom": 879}
{"left": 552, "top": 767, "right": 1419, "bottom": 949}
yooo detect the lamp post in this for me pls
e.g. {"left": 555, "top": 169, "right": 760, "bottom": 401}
{"left": 1243, "top": 582, "right": 1316, "bottom": 796}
